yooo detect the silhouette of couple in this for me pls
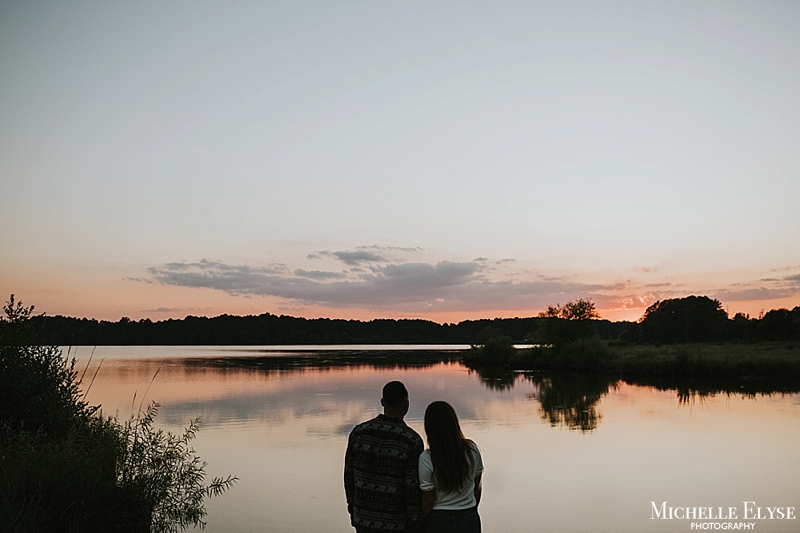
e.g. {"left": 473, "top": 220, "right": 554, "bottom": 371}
{"left": 345, "top": 381, "right": 483, "bottom": 533}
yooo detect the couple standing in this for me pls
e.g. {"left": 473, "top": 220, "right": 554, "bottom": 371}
{"left": 344, "top": 381, "right": 483, "bottom": 533}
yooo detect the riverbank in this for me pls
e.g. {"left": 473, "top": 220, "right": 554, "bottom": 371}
{"left": 464, "top": 340, "right": 800, "bottom": 379}
{"left": 609, "top": 341, "right": 800, "bottom": 377}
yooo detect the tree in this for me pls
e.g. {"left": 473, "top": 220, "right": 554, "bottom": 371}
{"left": 535, "top": 299, "right": 600, "bottom": 346}
{"left": 758, "top": 308, "right": 800, "bottom": 341}
{"left": 538, "top": 298, "right": 600, "bottom": 321}
{"left": 638, "top": 295, "right": 728, "bottom": 344}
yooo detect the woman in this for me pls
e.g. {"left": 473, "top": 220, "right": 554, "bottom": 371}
{"left": 419, "top": 401, "right": 483, "bottom": 533}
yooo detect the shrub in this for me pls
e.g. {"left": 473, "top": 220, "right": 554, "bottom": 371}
{"left": 557, "top": 338, "right": 611, "bottom": 372}
{"left": 465, "top": 335, "right": 515, "bottom": 366}
{"left": 534, "top": 318, "right": 596, "bottom": 347}
{"left": 0, "top": 295, "right": 235, "bottom": 532}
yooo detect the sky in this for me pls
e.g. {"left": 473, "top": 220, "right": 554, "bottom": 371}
{"left": 1, "top": 0, "right": 799, "bottom": 323}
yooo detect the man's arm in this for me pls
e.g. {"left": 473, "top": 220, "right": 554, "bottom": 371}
{"left": 421, "top": 490, "right": 436, "bottom": 518}
{"left": 404, "top": 439, "right": 424, "bottom": 531}
{"left": 344, "top": 431, "right": 356, "bottom": 522}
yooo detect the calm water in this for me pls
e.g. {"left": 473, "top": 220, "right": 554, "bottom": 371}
{"left": 72, "top": 346, "right": 800, "bottom": 533}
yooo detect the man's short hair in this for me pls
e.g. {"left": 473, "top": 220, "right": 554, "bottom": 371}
{"left": 382, "top": 381, "right": 408, "bottom": 407}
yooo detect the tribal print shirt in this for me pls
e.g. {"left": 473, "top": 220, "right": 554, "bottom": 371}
{"left": 344, "top": 414, "right": 424, "bottom": 533}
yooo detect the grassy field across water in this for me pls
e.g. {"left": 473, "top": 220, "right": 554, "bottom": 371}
{"left": 465, "top": 338, "right": 800, "bottom": 379}
{"left": 608, "top": 341, "right": 800, "bottom": 377}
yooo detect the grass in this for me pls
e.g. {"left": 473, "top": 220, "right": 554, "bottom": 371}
{"left": 607, "top": 341, "right": 800, "bottom": 378}
{"left": 465, "top": 335, "right": 800, "bottom": 381}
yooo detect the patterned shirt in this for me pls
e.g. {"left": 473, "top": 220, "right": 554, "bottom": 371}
{"left": 344, "top": 414, "right": 424, "bottom": 533}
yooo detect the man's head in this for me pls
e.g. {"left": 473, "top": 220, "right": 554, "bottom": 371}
{"left": 381, "top": 381, "right": 409, "bottom": 419}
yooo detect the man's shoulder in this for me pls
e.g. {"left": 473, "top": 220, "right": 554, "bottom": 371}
{"left": 350, "top": 415, "right": 422, "bottom": 444}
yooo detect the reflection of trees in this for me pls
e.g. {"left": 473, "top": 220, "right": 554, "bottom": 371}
{"left": 623, "top": 376, "right": 800, "bottom": 405}
{"left": 526, "top": 373, "right": 614, "bottom": 432}
{"left": 466, "top": 365, "right": 519, "bottom": 391}
{"left": 467, "top": 366, "right": 613, "bottom": 432}
{"left": 169, "top": 353, "right": 800, "bottom": 424}
{"left": 180, "top": 350, "right": 464, "bottom": 373}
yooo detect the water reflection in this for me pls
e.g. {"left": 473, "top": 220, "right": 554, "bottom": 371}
{"left": 74, "top": 347, "right": 800, "bottom": 533}
{"left": 86, "top": 350, "right": 800, "bottom": 433}
{"left": 526, "top": 373, "right": 612, "bottom": 432}
{"left": 464, "top": 364, "right": 800, "bottom": 430}
{"left": 623, "top": 375, "right": 800, "bottom": 404}
{"left": 466, "top": 367, "right": 612, "bottom": 432}
{"left": 182, "top": 350, "right": 462, "bottom": 371}
{"left": 466, "top": 365, "right": 519, "bottom": 391}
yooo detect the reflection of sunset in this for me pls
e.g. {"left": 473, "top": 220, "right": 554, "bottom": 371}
{"left": 79, "top": 349, "right": 800, "bottom": 533}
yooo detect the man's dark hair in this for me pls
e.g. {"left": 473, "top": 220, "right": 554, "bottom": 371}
{"left": 382, "top": 381, "right": 408, "bottom": 407}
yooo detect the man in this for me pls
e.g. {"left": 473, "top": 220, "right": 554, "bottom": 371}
{"left": 344, "top": 381, "right": 424, "bottom": 533}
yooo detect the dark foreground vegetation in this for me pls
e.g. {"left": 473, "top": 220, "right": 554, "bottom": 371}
{"left": 0, "top": 297, "right": 235, "bottom": 532}
{"left": 1, "top": 295, "right": 798, "bottom": 347}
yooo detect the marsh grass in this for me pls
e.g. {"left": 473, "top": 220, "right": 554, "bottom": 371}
{"left": 608, "top": 342, "right": 800, "bottom": 378}
{"left": 465, "top": 331, "right": 800, "bottom": 382}
{"left": 117, "top": 403, "right": 237, "bottom": 532}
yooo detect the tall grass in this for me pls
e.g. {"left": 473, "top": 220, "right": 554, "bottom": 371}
{"left": 610, "top": 342, "right": 800, "bottom": 378}
{"left": 463, "top": 330, "right": 800, "bottom": 383}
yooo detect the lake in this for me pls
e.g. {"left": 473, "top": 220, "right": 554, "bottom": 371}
{"left": 71, "top": 345, "right": 800, "bottom": 533}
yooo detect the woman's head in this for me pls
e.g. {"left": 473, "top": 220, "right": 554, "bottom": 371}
{"left": 424, "top": 401, "right": 465, "bottom": 447}
{"left": 424, "top": 401, "right": 473, "bottom": 493}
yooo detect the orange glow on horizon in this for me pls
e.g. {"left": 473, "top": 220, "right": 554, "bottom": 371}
{"left": 3, "top": 264, "right": 797, "bottom": 326}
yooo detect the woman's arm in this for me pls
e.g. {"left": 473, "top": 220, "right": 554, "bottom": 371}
{"left": 473, "top": 474, "right": 482, "bottom": 506}
{"left": 421, "top": 490, "right": 436, "bottom": 518}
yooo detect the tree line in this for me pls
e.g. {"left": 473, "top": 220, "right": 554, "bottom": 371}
{"left": 1, "top": 295, "right": 798, "bottom": 346}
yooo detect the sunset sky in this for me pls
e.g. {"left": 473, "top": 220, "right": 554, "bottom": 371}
{"left": 2, "top": 1, "right": 799, "bottom": 323}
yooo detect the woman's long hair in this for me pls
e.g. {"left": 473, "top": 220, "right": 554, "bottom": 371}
{"left": 424, "top": 401, "right": 474, "bottom": 493}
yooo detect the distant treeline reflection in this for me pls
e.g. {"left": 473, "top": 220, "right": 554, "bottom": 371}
{"left": 167, "top": 354, "right": 800, "bottom": 433}
{"left": 180, "top": 350, "right": 464, "bottom": 372}
{"left": 472, "top": 367, "right": 800, "bottom": 432}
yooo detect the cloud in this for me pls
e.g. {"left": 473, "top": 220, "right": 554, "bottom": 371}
{"left": 141, "top": 307, "right": 199, "bottom": 313}
{"left": 294, "top": 269, "right": 347, "bottom": 280}
{"left": 706, "top": 273, "right": 800, "bottom": 302}
{"left": 356, "top": 245, "right": 423, "bottom": 253}
{"left": 356, "top": 244, "right": 425, "bottom": 253}
{"left": 146, "top": 258, "right": 611, "bottom": 312}
{"left": 711, "top": 287, "right": 800, "bottom": 302}
{"left": 154, "top": 259, "right": 290, "bottom": 275}
{"left": 313, "top": 246, "right": 423, "bottom": 266}
{"left": 770, "top": 264, "right": 800, "bottom": 272}
{"left": 374, "top": 261, "right": 481, "bottom": 290}
{"left": 331, "top": 250, "right": 386, "bottom": 265}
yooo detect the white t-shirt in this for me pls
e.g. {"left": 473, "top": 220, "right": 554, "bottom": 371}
{"left": 419, "top": 440, "right": 483, "bottom": 510}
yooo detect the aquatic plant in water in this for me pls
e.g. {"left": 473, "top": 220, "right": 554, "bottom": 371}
{"left": 117, "top": 402, "right": 237, "bottom": 532}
